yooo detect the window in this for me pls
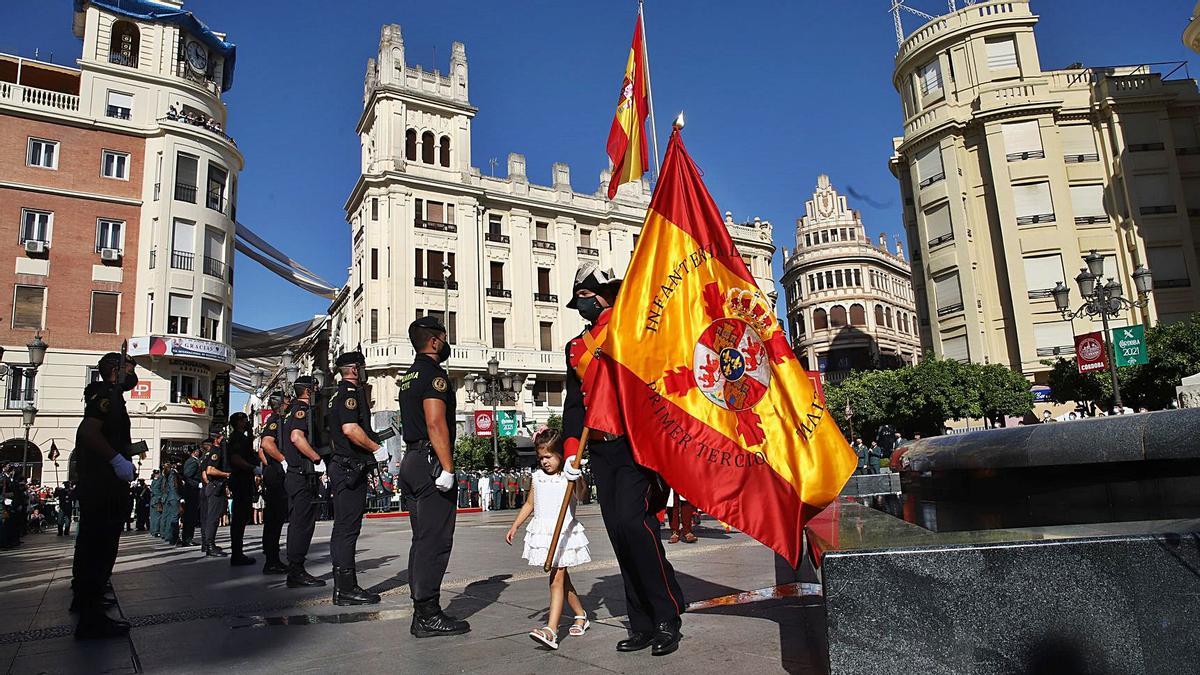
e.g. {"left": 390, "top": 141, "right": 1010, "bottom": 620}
{"left": 1032, "top": 321, "right": 1075, "bottom": 357}
{"left": 90, "top": 292, "right": 119, "bottom": 334}
{"left": 370, "top": 198, "right": 379, "bottom": 221}
{"left": 849, "top": 303, "right": 866, "bottom": 326}
{"left": 370, "top": 248, "right": 379, "bottom": 280}
{"left": 421, "top": 131, "right": 435, "bottom": 164}
{"left": 830, "top": 306, "right": 847, "bottom": 328}
{"left": 101, "top": 150, "right": 129, "bottom": 179}
{"left": 12, "top": 286, "right": 45, "bottom": 329}
{"left": 580, "top": 229, "right": 593, "bottom": 248}
{"left": 168, "top": 294, "right": 191, "bottom": 335}
{"left": 206, "top": 163, "right": 227, "bottom": 212}
{"left": 27, "top": 138, "right": 57, "bottom": 169}
{"left": 915, "top": 144, "right": 944, "bottom": 188}
{"left": 1002, "top": 120, "right": 1044, "bottom": 161}
{"left": 490, "top": 261, "right": 504, "bottom": 289}
{"left": 200, "top": 299, "right": 222, "bottom": 340}
{"left": 834, "top": 270, "right": 844, "bottom": 287}
{"left": 202, "top": 227, "right": 225, "bottom": 278}
{"left": 370, "top": 309, "right": 379, "bottom": 342}
{"left": 539, "top": 322, "right": 553, "bottom": 352}
{"left": 1146, "top": 247, "right": 1191, "bottom": 288}
{"left": 919, "top": 59, "right": 943, "bottom": 97}
{"left": 1122, "top": 112, "right": 1164, "bottom": 152}
{"left": 942, "top": 335, "right": 969, "bottom": 363}
{"left": 924, "top": 204, "right": 953, "bottom": 247}
{"left": 171, "top": 220, "right": 195, "bottom": 270}
{"left": 175, "top": 153, "right": 198, "bottom": 202}
{"left": 405, "top": 129, "right": 417, "bottom": 161}
{"left": 109, "top": 21, "right": 139, "bottom": 67}
{"left": 535, "top": 221, "right": 550, "bottom": 240}
{"left": 95, "top": 220, "right": 124, "bottom": 254}
{"left": 853, "top": 269, "right": 862, "bottom": 287}
{"left": 488, "top": 214, "right": 504, "bottom": 236}
{"left": 805, "top": 234, "right": 812, "bottom": 247}
{"left": 439, "top": 135, "right": 451, "bottom": 167}
{"left": 537, "top": 267, "right": 552, "bottom": 295}
{"left": 147, "top": 293, "right": 154, "bottom": 333}
{"left": 20, "top": 209, "right": 52, "bottom": 245}
{"left": 1184, "top": 177, "right": 1200, "bottom": 215}
{"left": 6, "top": 366, "right": 36, "bottom": 409}
{"left": 170, "top": 374, "right": 199, "bottom": 404}
{"left": 105, "top": 91, "right": 133, "bottom": 120}
{"left": 1069, "top": 185, "right": 1108, "bottom": 224}
{"left": 1022, "top": 254, "right": 1065, "bottom": 299}
{"left": 532, "top": 379, "right": 563, "bottom": 407}
{"left": 491, "top": 317, "right": 506, "bottom": 349}
{"left": 825, "top": 271, "right": 834, "bottom": 288}
{"left": 1135, "top": 174, "right": 1175, "bottom": 215}
{"left": 812, "top": 308, "right": 828, "bottom": 330}
{"left": 1013, "top": 182, "right": 1054, "bottom": 225}
{"left": 1171, "top": 117, "right": 1200, "bottom": 154}
{"left": 874, "top": 304, "right": 885, "bottom": 326}
{"left": 985, "top": 37, "right": 1018, "bottom": 71}
{"left": 934, "top": 273, "right": 963, "bottom": 316}
{"left": 1061, "top": 125, "right": 1099, "bottom": 163}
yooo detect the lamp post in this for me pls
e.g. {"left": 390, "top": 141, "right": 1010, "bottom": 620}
{"left": 21, "top": 401, "right": 37, "bottom": 481}
{"left": 463, "top": 355, "right": 521, "bottom": 468}
{"left": 442, "top": 261, "right": 452, "bottom": 317}
{"left": 281, "top": 348, "right": 300, "bottom": 386}
{"left": 20, "top": 333, "right": 47, "bottom": 480}
{"left": 1053, "top": 249, "right": 1154, "bottom": 412}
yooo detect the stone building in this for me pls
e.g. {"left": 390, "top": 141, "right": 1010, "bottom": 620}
{"left": 0, "top": 0, "right": 240, "bottom": 480}
{"left": 781, "top": 175, "right": 921, "bottom": 382}
{"left": 890, "top": 0, "right": 1200, "bottom": 378}
{"left": 335, "top": 25, "right": 776, "bottom": 429}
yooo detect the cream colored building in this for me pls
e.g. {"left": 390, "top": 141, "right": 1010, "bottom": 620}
{"left": 890, "top": 0, "right": 1200, "bottom": 380}
{"left": 781, "top": 175, "right": 921, "bottom": 382}
{"left": 336, "top": 25, "right": 775, "bottom": 428}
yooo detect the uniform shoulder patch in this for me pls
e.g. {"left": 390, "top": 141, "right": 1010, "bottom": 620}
{"left": 99, "top": 398, "right": 111, "bottom": 412}
{"left": 345, "top": 397, "right": 357, "bottom": 410}
{"left": 295, "top": 410, "right": 306, "bottom": 419}
{"left": 432, "top": 377, "right": 448, "bottom": 392}
{"left": 268, "top": 422, "right": 278, "bottom": 430}
{"left": 210, "top": 453, "right": 219, "bottom": 461}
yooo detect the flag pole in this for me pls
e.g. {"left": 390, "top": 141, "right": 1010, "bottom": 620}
{"left": 543, "top": 428, "right": 590, "bottom": 572}
{"left": 639, "top": 0, "right": 662, "bottom": 177}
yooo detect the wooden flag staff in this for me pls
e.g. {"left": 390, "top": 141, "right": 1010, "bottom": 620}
{"left": 543, "top": 427, "right": 590, "bottom": 572}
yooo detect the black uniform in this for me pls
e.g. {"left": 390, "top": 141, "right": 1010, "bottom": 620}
{"left": 327, "top": 379, "right": 378, "bottom": 570}
{"left": 259, "top": 413, "right": 288, "bottom": 565}
{"left": 71, "top": 381, "right": 132, "bottom": 612}
{"left": 200, "top": 443, "right": 227, "bottom": 551}
{"left": 281, "top": 400, "right": 319, "bottom": 569}
{"left": 226, "top": 430, "right": 257, "bottom": 560}
{"left": 564, "top": 327, "right": 684, "bottom": 636}
{"left": 398, "top": 353, "right": 458, "bottom": 606}
{"left": 180, "top": 453, "right": 202, "bottom": 544}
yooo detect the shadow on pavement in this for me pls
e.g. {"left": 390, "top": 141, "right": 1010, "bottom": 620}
{"left": 444, "top": 574, "right": 512, "bottom": 620}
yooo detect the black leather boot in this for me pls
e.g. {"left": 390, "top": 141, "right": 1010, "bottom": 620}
{"left": 332, "top": 567, "right": 380, "bottom": 606}
{"left": 262, "top": 558, "right": 289, "bottom": 575}
{"left": 410, "top": 598, "right": 471, "bottom": 638}
{"left": 616, "top": 631, "right": 655, "bottom": 652}
{"left": 651, "top": 619, "right": 683, "bottom": 656}
{"left": 286, "top": 565, "right": 326, "bottom": 588}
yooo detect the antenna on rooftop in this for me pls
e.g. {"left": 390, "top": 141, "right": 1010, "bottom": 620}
{"left": 889, "top": 0, "right": 978, "bottom": 47}
{"left": 488, "top": 157, "right": 498, "bottom": 177}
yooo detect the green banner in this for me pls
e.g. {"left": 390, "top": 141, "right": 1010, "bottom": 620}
{"left": 1112, "top": 324, "right": 1148, "bottom": 367}
{"left": 496, "top": 410, "right": 518, "bottom": 437}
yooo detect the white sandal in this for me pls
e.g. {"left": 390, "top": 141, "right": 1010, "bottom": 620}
{"left": 568, "top": 615, "right": 590, "bottom": 636}
{"left": 530, "top": 626, "right": 558, "bottom": 649}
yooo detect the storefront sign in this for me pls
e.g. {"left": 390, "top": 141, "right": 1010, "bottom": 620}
{"left": 1112, "top": 325, "right": 1149, "bottom": 367}
{"left": 210, "top": 372, "right": 230, "bottom": 423}
{"left": 130, "top": 381, "right": 152, "bottom": 399}
{"left": 127, "top": 335, "right": 235, "bottom": 367}
{"left": 1031, "top": 385, "right": 1052, "bottom": 403}
{"left": 497, "top": 410, "right": 517, "bottom": 437}
{"left": 1075, "top": 331, "right": 1108, "bottom": 374}
{"left": 474, "top": 410, "right": 494, "bottom": 437}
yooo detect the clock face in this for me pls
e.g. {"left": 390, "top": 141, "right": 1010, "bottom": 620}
{"left": 185, "top": 41, "right": 209, "bottom": 74}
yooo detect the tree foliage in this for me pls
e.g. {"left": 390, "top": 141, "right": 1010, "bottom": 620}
{"left": 453, "top": 435, "right": 517, "bottom": 470}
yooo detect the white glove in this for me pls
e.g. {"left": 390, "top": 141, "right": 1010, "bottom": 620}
{"left": 313, "top": 460, "right": 326, "bottom": 474}
{"left": 373, "top": 447, "right": 391, "bottom": 463}
{"left": 280, "top": 460, "right": 289, "bottom": 472}
{"left": 109, "top": 454, "right": 137, "bottom": 482}
{"left": 434, "top": 470, "right": 455, "bottom": 492}
{"left": 563, "top": 459, "right": 582, "bottom": 482}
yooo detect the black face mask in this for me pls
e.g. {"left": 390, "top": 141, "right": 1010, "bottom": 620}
{"left": 575, "top": 297, "right": 605, "bottom": 323}
{"left": 436, "top": 341, "right": 451, "bottom": 363}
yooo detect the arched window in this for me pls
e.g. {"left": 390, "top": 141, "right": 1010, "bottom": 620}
{"left": 874, "top": 305, "right": 885, "bottom": 327}
{"left": 796, "top": 313, "right": 806, "bottom": 336}
{"left": 109, "top": 21, "right": 140, "bottom": 68}
{"left": 885, "top": 307, "right": 894, "bottom": 328}
{"left": 830, "top": 305, "right": 847, "bottom": 327}
{"left": 813, "top": 308, "right": 828, "bottom": 330}
{"left": 850, "top": 303, "right": 866, "bottom": 326}
{"left": 439, "top": 135, "right": 451, "bottom": 167}
{"left": 421, "top": 131, "right": 435, "bottom": 164}
{"left": 902, "top": 313, "right": 911, "bottom": 334}
{"left": 405, "top": 129, "right": 417, "bottom": 161}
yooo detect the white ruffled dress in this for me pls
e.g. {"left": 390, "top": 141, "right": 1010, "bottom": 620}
{"left": 522, "top": 470, "right": 591, "bottom": 568}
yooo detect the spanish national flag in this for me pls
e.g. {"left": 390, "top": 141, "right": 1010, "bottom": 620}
{"left": 586, "top": 128, "right": 857, "bottom": 566}
{"left": 605, "top": 13, "right": 650, "bottom": 199}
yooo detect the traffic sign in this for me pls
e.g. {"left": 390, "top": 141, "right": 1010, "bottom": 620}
{"left": 497, "top": 411, "right": 518, "bottom": 437}
{"left": 1112, "top": 324, "right": 1148, "bottom": 367}
{"left": 1074, "top": 331, "right": 1108, "bottom": 374}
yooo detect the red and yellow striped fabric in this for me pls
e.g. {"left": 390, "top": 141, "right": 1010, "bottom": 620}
{"left": 605, "top": 14, "right": 650, "bottom": 200}
{"left": 587, "top": 129, "right": 857, "bottom": 566}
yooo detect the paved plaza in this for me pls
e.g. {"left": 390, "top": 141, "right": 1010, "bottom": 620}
{"left": 0, "top": 505, "right": 826, "bottom": 674}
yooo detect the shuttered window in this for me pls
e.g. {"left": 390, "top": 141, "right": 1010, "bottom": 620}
{"left": 13, "top": 286, "right": 45, "bottom": 330}
{"left": 934, "top": 274, "right": 963, "bottom": 316}
{"left": 1069, "top": 184, "right": 1109, "bottom": 224}
{"left": 942, "top": 335, "right": 969, "bottom": 362}
{"left": 1061, "top": 125, "right": 1099, "bottom": 163}
{"left": 1122, "top": 112, "right": 1163, "bottom": 151}
{"left": 915, "top": 145, "right": 945, "bottom": 188}
{"left": 1013, "top": 182, "right": 1054, "bottom": 224}
{"left": 985, "top": 37, "right": 1018, "bottom": 71}
{"left": 1022, "top": 255, "right": 1065, "bottom": 299}
{"left": 168, "top": 294, "right": 191, "bottom": 335}
{"left": 1135, "top": 174, "right": 1175, "bottom": 215}
{"left": 919, "top": 59, "right": 943, "bottom": 97}
{"left": 1002, "top": 120, "right": 1044, "bottom": 161}
{"left": 1171, "top": 117, "right": 1200, "bottom": 153}
{"left": 1034, "top": 321, "right": 1075, "bottom": 357}
{"left": 1183, "top": 177, "right": 1200, "bottom": 215}
{"left": 924, "top": 204, "right": 953, "bottom": 247}
{"left": 1146, "top": 247, "right": 1191, "bottom": 288}
{"left": 90, "top": 292, "right": 119, "bottom": 334}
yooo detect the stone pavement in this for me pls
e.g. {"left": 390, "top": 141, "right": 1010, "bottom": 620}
{"left": 0, "top": 505, "right": 827, "bottom": 674}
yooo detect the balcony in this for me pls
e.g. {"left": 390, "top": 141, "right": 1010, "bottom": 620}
{"left": 918, "top": 172, "right": 945, "bottom": 189}
{"left": 414, "top": 277, "right": 459, "bottom": 290}
{"left": 0, "top": 82, "right": 81, "bottom": 114}
{"left": 175, "top": 183, "right": 197, "bottom": 203}
{"left": 532, "top": 240, "right": 556, "bottom": 251}
{"left": 1139, "top": 205, "right": 1177, "bottom": 216}
{"left": 106, "top": 105, "right": 131, "bottom": 120}
{"left": 416, "top": 220, "right": 456, "bottom": 233}
{"left": 486, "top": 287, "right": 512, "bottom": 298}
{"left": 1016, "top": 213, "right": 1054, "bottom": 226}
{"left": 108, "top": 52, "right": 137, "bottom": 68}
{"left": 206, "top": 188, "right": 226, "bottom": 213}
{"left": 484, "top": 232, "right": 510, "bottom": 244}
{"left": 936, "top": 303, "right": 964, "bottom": 317}
{"left": 148, "top": 248, "right": 156, "bottom": 269}
{"left": 928, "top": 232, "right": 954, "bottom": 248}
{"left": 577, "top": 246, "right": 599, "bottom": 257}
{"left": 170, "top": 250, "right": 195, "bottom": 271}
{"left": 534, "top": 292, "right": 558, "bottom": 303}
{"left": 202, "top": 256, "right": 226, "bottom": 279}
{"left": 1064, "top": 153, "right": 1099, "bottom": 164}
{"left": 1006, "top": 150, "right": 1045, "bottom": 162}
{"left": 1074, "top": 215, "right": 1110, "bottom": 225}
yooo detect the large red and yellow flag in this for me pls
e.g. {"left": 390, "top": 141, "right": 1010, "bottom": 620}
{"left": 586, "top": 128, "right": 857, "bottom": 566}
{"left": 605, "top": 13, "right": 650, "bottom": 199}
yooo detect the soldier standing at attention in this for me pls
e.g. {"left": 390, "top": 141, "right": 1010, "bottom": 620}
{"left": 71, "top": 352, "right": 138, "bottom": 639}
{"left": 258, "top": 391, "right": 290, "bottom": 575}
{"left": 226, "top": 412, "right": 258, "bottom": 566}
{"left": 327, "top": 351, "right": 383, "bottom": 605}
{"left": 281, "top": 376, "right": 326, "bottom": 588}
{"left": 148, "top": 470, "right": 162, "bottom": 536}
{"left": 200, "top": 435, "right": 230, "bottom": 557}
{"left": 160, "top": 463, "right": 181, "bottom": 545}
{"left": 398, "top": 316, "right": 470, "bottom": 637}
{"left": 179, "top": 445, "right": 203, "bottom": 546}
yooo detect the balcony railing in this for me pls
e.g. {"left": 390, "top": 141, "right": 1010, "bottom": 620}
{"left": 416, "top": 220, "right": 456, "bottom": 233}
{"left": 1156, "top": 277, "right": 1191, "bottom": 289}
{"left": 918, "top": 172, "right": 945, "bottom": 189}
{"left": 577, "top": 246, "right": 599, "bottom": 257}
{"left": 1064, "top": 153, "right": 1099, "bottom": 163}
{"left": 534, "top": 292, "right": 558, "bottom": 303}
{"left": 170, "top": 250, "right": 195, "bottom": 271}
{"left": 936, "top": 302, "right": 964, "bottom": 317}
{"left": 148, "top": 248, "right": 156, "bottom": 269}
{"left": 108, "top": 52, "right": 138, "bottom": 68}
{"left": 485, "top": 232, "right": 510, "bottom": 244}
{"left": 486, "top": 287, "right": 512, "bottom": 298}
{"left": 106, "top": 105, "right": 131, "bottom": 120}
{"left": 1128, "top": 142, "right": 1165, "bottom": 152}
{"left": 1027, "top": 288, "right": 1054, "bottom": 300}
{"left": 175, "top": 183, "right": 197, "bottom": 203}
{"left": 1006, "top": 150, "right": 1045, "bottom": 162}
{"left": 1016, "top": 213, "right": 1055, "bottom": 226}
{"left": 928, "top": 232, "right": 954, "bottom": 248}
{"left": 202, "top": 255, "right": 226, "bottom": 279}
{"left": 1139, "top": 205, "right": 1177, "bottom": 216}
{"left": 206, "top": 188, "right": 225, "bottom": 213}
{"left": 1177, "top": 146, "right": 1200, "bottom": 156}
{"left": 414, "top": 277, "right": 459, "bottom": 290}
{"left": 1036, "top": 345, "right": 1076, "bottom": 357}
{"left": 532, "top": 240, "right": 556, "bottom": 251}
{"left": 1074, "top": 215, "right": 1111, "bottom": 225}
{"left": 0, "top": 82, "right": 80, "bottom": 113}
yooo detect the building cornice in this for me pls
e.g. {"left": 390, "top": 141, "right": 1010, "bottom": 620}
{"left": 356, "top": 86, "right": 478, "bottom": 135}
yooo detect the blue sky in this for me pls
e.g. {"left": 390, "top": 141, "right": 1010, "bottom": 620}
{"left": 2, "top": 0, "right": 1197, "bottom": 402}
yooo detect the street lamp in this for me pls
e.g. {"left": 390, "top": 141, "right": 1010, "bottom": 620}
{"left": 20, "top": 332, "right": 47, "bottom": 480}
{"left": 21, "top": 401, "right": 37, "bottom": 481}
{"left": 281, "top": 348, "right": 299, "bottom": 385}
{"left": 442, "top": 261, "right": 452, "bottom": 316}
{"left": 463, "top": 355, "right": 522, "bottom": 468}
{"left": 1055, "top": 249, "right": 1153, "bottom": 412}
{"left": 27, "top": 334, "right": 47, "bottom": 369}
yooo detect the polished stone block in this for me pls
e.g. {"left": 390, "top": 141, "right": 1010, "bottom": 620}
{"left": 840, "top": 473, "right": 900, "bottom": 497}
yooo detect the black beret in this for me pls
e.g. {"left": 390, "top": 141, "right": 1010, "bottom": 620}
{"left": 294, "top": 375, "right": 318, "bottom": 388}
{"left": 410, "top": 315, "right": 447, "bottom": 333}
{"left": 335, "top": 351, "right": 366, "bottom": 367}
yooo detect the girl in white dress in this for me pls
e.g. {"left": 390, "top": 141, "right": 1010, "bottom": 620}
{"left": 506, "top": 429, "right": 591, "bottom": 650}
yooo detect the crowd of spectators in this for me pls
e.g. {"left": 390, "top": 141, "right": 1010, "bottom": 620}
{"left": 1, "top": 463, "right": 74, "bottom": 549}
